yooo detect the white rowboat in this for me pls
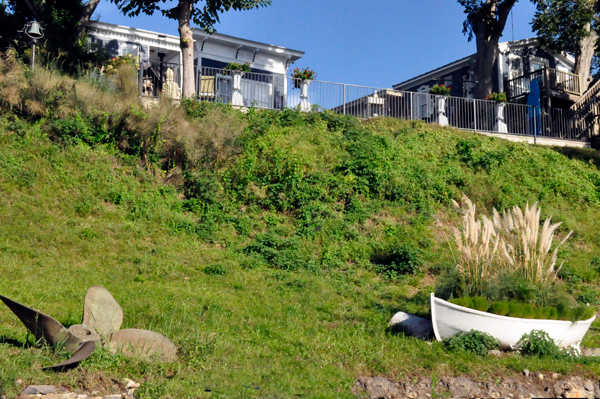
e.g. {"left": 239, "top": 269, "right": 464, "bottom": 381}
{"left": 430, "top": 293, "right": 596, "bottom": 350}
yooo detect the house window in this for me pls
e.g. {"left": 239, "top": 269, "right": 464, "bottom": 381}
{"left": 120, "top": 43, "right": 138, "bottom": 57}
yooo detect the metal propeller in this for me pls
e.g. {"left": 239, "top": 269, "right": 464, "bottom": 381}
{"left": 0, "top": 286, "right": 177, "bottom": 371}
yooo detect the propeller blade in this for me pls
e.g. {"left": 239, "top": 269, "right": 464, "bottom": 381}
{"left": 82, "top": 286, "right": 123, "bottom": 337}
{"left": 42, "top": 341, "right": 96, "bottom": 372}
{"left": 108, "top": 329, "right": 177, "bottom": 362}
{"left": 0, "top": 295, "right": 68, "bottom": 347}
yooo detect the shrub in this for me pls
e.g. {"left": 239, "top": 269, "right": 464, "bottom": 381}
{"left": 471, "top": 296, "right": 489, "bottom": 311}
{"left": 243, "top": 232, "right": 305, "bottom": 271}
{"left": 518, "top": 330, "right": 562, "bottom": 357}
{"left": 450, "top": 297, "right": 472, "bottom": 308}
{"left": 489, "top": 301, "right": 509, "bottom": 316}
{"left": 372, "top": 243, "right": 421, "bottom": 278}
{"left": 450, "top": 296, "right": 488, "bottom": 312}
{"left": 443, "top": 330, "right": 500, "bottom": 355}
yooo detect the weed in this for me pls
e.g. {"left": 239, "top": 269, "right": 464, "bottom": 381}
{"left": 518, "top": 330, "right": 563, "bottom": 358}
{"left": 203, "top": 264, "right": 227, "bottom": 276}
{"left": 443, "top": 330, "right": 500, "bottom": 355}
{"left": 372, "top": 243, "right": 421, "bottom": 278}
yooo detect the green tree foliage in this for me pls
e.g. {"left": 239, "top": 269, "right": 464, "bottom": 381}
{"left": 109, "top": 0, "right": 271, "bottom": 97}
{"left": 458, "top": 0, "right": 518, "bottom": 99}
{"left": 531, "top": 0, "right": 599, "bottom": 90}
{"left": 0, "top": 0, "right": 102, "bottom": 70}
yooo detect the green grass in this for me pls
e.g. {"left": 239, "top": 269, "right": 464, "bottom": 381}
{"left": 1, "top": 109, "right": 600, "bottom": 398}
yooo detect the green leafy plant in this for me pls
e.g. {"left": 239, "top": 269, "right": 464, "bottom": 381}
{"left": 291, "top": 67, "right": 317, "bottom": 81}
{"left": 449, "top": 296, "right": 488, "bottom": 311}
{"left": 372, "top": 244, "right": 421, "bottom": 278}
{"left": 486, "top": 92, "right": 507, "bottom": 103}
{"left": 430, "top": 84, "right": 451, "bottom": 96}
{"left": 443, "top": 330, "right": 500, "bottom": 355}
{"left": 518, "top": 330, "right": 562, "bottom": 357}
{"left": 224, "top": 62, "right": 251, "bottom": 73}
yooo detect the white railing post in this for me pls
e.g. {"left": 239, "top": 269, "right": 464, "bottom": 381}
{"left": 343, "top": 84, "right": 346, "bottom": 115}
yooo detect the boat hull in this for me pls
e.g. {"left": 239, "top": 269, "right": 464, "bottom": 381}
{"left": 430, "top": 293, "right": 595, "bottom": 350}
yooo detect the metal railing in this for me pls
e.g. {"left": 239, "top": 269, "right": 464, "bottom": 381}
{"left": 507, "top": 67, "right": 581, "bottom": 100}
{"left": 141, "top": 61, "right": 181, "bottom": 98}
{"left": 141, "top": 65, "right": 592, "bottom": 142}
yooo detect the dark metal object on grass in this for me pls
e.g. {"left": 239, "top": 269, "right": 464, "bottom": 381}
{"left": 0, "top": 286, "right": 176, "bottom": 371}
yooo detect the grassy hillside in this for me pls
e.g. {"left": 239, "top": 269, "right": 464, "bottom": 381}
{"left": 1, "top": 60, "right": 600, "bottom": 397}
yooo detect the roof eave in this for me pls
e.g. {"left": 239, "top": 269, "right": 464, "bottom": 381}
{"left": 192, "top": 29, "right": 304, "bottom": 60}
{"left": 393, "top": 55, "right": 472, "bottom": 90}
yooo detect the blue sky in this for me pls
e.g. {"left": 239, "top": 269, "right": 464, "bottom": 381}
{"left": 94, "top": 0, "right": 538, "bottom": 88}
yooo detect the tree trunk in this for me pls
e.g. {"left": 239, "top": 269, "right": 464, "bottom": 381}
{"left": 574, "top": 22, "right": 597, "bottom": 93}
{"left": 473, "top": 32, "right": 500, "bottom": 99}
{"left": 471, "top": 0, "right": 517, "bottom": 99}
{"left": 73, "top": 0, "right": 101, "bottom": 45}
{"left": 178, "top": 0, "right": 195, "bottom": 98}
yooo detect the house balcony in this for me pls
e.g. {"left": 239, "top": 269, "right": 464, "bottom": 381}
{"left": 507, "top": 68, "right": 581, "bottom": 104}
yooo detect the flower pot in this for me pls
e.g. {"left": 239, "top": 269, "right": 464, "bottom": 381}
{"left": 299, "top": 80, "right": 311, "bottom": 112}
{"left": 231, "top": 70, "right": 244, "bottom": 107}
{"left": 436, "top": 96, "right": 448, "bottom": 127}
{"left": 430, "top": 293, "right": 595, "bottom": 351}
{"left": 494, "top": 102, "right": 508, "bottom": 133}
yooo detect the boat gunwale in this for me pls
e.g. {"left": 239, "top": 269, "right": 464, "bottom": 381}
{"left": 430, "top": 293, "right": 596, "bottom": 327}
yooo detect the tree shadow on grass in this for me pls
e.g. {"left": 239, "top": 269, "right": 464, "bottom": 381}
{"left": 0, "top": 335, "right": 29, "bottom": 349}
{"left": 551, "top": 146, "right": 600, "bottom": 169}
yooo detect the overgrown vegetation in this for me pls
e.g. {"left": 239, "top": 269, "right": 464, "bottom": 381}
{"left": 1, "top": 55, "right": 600, "bottom": 397}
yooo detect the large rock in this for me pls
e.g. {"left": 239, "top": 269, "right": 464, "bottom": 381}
{"left": 21, "top": 385, "right": 56, "bottom": 395}
{"left": 389, "top": 312, "right": 433, "bottom": 339}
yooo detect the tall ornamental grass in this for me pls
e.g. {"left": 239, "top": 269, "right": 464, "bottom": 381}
{"left": 451, "top": 195, "right": 573, "bottom": 295}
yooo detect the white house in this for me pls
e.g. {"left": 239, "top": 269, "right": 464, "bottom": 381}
{"left": 88, "top": 21, "right": 304, "bottom": 107}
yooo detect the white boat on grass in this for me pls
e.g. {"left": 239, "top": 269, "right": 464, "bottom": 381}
{"left": 430, "top": 293, "right": 596, "bottom": 350}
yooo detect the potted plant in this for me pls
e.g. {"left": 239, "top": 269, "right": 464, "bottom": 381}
{"left": 291, "top": 67, "right": 316, "bottom": 112}
{"left": 486, "top": 92, "right": 507, "bottom": 103}
{"left": 432, "top": 195, "right": 595, "bottom": 350}
{"left": 224, "top": 62, "right": 252, "bottom": 75}
{"left": 487, "top": 92, "right": 508, "bottom": 132}
{"left": 429, "top": 84, "right": 451, "bottom": 96}
{"left": 291, "top": 67, "right": 317, "bottom": 89}
{"left": 430, "top": 84, "right": 450, "bottom": 126}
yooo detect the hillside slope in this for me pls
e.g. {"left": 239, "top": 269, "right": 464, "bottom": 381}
{"left": 1, "top": 70, "right": 600, "bottom": 396}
